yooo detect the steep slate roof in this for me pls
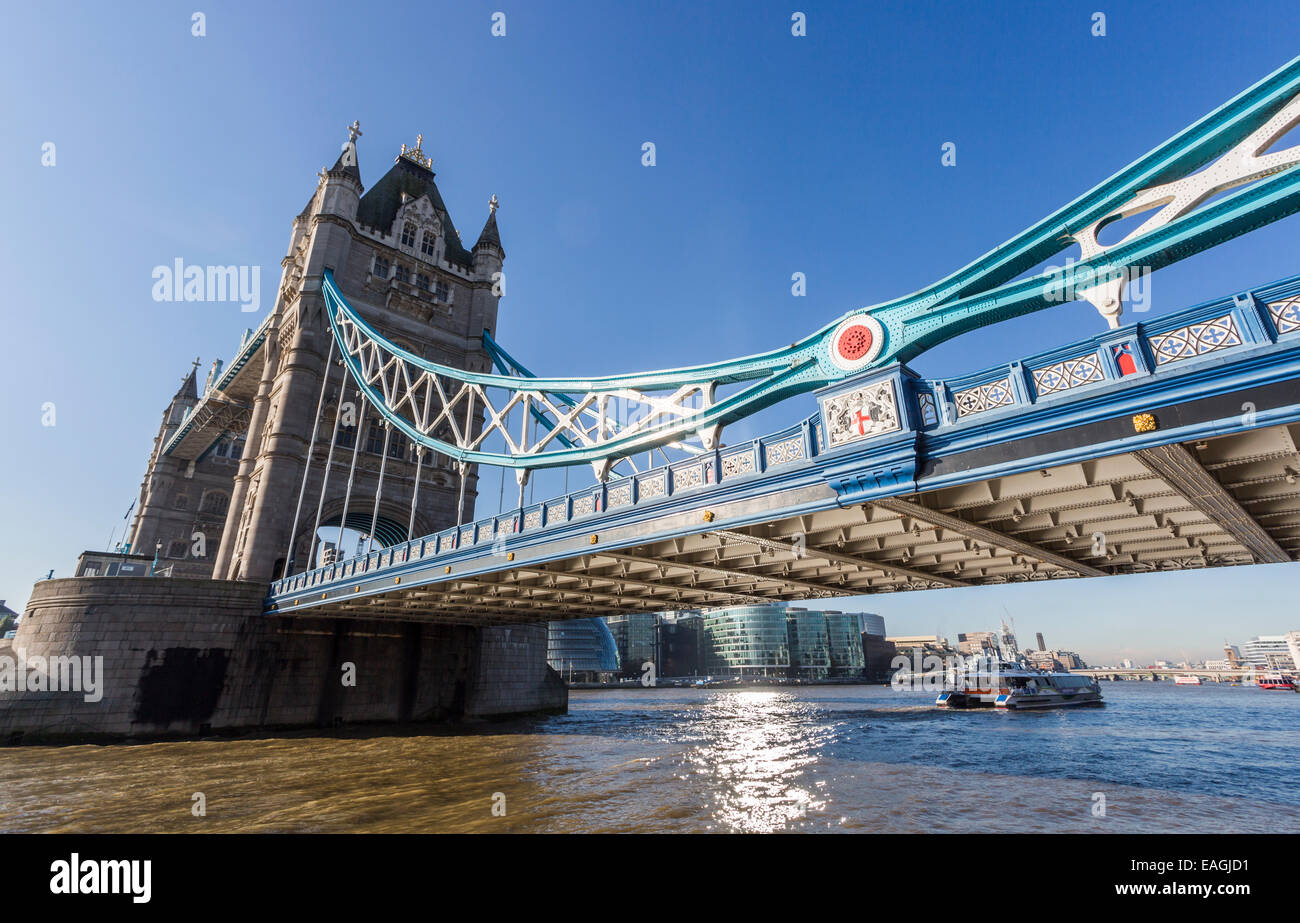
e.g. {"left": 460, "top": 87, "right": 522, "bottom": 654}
{"left": 330, "top": 142, "right": 362, "bottom": 183}
{"left": 173, "top": 365, "right": 198, "bottom": 403}
{"left": 474, "top": 209, "right": 501, "bottom": 251}
{"left": 355, "top": 156, "right": 474, "bottom": 267}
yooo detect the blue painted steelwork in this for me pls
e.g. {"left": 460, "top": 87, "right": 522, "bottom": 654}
{"left": 322, "top": 54, "right": 1300, "bottom": 470}
{"left": 267, "top": 269, "right": 1300, "bottom": 610}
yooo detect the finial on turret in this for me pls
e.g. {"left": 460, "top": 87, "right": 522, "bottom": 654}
{"left": 397, "top": 133, "right": 432, "bottom": 169}
{"left": 489, "top": 193, "right": 499, "bottom": 215}
{"left": 347, "top": 119, "right": 362, "bottom": 143}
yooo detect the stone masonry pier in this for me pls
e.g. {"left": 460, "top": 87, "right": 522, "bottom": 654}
{"left": 0, "top": 577, "right": 566, "bottom": 743}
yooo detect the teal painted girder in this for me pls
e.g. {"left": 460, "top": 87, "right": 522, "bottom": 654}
{"left": 324, "top": 54, "right": 1300, "bottom": 470}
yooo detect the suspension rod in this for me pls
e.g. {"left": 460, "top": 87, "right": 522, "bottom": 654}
{"left": 336, "top": 392, "right": 366, "bottom": 559}
{"left": 282, "top": 336, "right": 336, "bottom": 578}
{"left": 367, "top": 423, "right": 393, "bottom": 553}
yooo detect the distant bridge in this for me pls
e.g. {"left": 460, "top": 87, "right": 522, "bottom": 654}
{"left": 1077, "top": 669, "right": 1276, "bottom": 682}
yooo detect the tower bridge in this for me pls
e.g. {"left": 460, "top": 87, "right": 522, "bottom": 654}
{"left": 258, "top": 52, "right": 1300, "bottom": 624}
{"left": 7, "top": 56, "right": 1300, "bottom": 740}
{"left": 266, "top": 272, "right": 1300, "bottom": 623}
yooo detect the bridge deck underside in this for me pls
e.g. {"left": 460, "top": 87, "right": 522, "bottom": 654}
{"left": 276, "top": 423, "right": 1300, "bottom": 625}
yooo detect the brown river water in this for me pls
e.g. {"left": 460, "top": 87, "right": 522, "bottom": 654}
{"left": 1, "top": 685, "right": 1296, "bottom": 833}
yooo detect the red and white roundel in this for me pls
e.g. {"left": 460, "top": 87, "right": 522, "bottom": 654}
{"left": 827, "top": 313, "right": 885, "bottom": 372}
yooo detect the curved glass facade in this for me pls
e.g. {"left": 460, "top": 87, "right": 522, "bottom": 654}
{"left": 823, "top": 611, "right": 866, "bottom": 676}
{"left": 787, "top": 609, "right": 830, "bottom": 677}
{"left": 547, "top": 618, "right": 620, "bottom": 678}
{"left": 701, "top": 605, "right": 791, "bottom": 676}
{"left": 696, "top": 604, "right": 868, "bottom": 678}
{"left": 604, "top": 613, "right": 657, "bottom": 677}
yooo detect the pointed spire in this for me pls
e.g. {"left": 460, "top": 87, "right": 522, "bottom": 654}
{"left": 474, "top": 194, "right": 502, "bottom": 251}
{"left": 330, "top": 120, "right": 362, "bottom": 181}
{"left": 174, "top": 359, "right": 199, "bottom": 403}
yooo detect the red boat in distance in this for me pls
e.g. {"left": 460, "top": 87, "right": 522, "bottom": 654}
{"left": 1256, "top": 672, "right": 1297, "bottom": 690}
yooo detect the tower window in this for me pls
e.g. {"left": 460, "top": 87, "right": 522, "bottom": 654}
{"left": 373, "top": 256, "right": 390, "bottom": 279}
{"left": 365, "top": 420, "right": 386, "bottom": 454}
{"left": 401, "top": 222, "right": 417, "bottom": 248}
{"left": 231, "top": 438, "right": 244, "bottom": 460}
{"left": 420, "top": 230, "right": 436, "bottom": 257}
{"left": 394, "top": 264, "right": 410, "bottom": 284}
{"left": 166, "top": 540, "right": 189, "bottom": 559}
{"left": 200, "top": 491, "right": 229, "bottom": 515}
{"left": 434, "top": 280, "right": 450, "bottom": 302}
{"left": 415, "top": 273, "right": 430, "bottom": 292}
{"left": 388, "top": 430, "right": 408, "bottom": 460}
{"left": 336, "top": 424, "right": 356, "bottom": 449}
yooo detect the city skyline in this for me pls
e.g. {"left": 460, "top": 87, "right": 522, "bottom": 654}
{"left": 2, "top": 0, "right": 1298, "bottom": 665}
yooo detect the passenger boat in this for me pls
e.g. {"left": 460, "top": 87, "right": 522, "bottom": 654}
{"left": 1256, "top": 672, "right": 1297, "bottom": 690}
{"left": 1174, "top": 675, "right": 1202, "bottom": 685}
{"left": 934, "top": 658, "right": 1103, "bottom": 710}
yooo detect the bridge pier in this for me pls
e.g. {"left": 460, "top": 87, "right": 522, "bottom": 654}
{"left": 0, "top": 577, "right": 566, "bottom": 743}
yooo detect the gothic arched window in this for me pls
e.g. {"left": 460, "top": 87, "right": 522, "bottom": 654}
{"left": 401, "top": 222, "right": 417, "bottom": 248}
{"left": 200, "top": 491, "right": 229, "bottom": 515}
{"left": 420, "top": 230, "right": 436, "bottom": 258}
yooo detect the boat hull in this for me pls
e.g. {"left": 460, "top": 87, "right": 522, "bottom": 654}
{"left": 935, "top": 690, "right": 1104, "bottom": 709}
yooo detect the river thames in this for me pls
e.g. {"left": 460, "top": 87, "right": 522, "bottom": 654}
{"left": 0, "top": 682, "right": 1295, "bottom": 833}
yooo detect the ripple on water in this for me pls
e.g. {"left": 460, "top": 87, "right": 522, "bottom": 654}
{"left": 0, "top": 684, "right": 1295, "bottom": 832}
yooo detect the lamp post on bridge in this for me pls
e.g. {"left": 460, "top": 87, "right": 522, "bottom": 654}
{"left": 149, "top": 540, "right": 162, "bottom": 577}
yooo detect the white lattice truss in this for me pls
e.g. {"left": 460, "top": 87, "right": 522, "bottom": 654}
{"left": 336, "top": 309, "right": 709, "bottom": 477}
{"left": 1073, "top": 93, "right": 1300, "bottom": 325}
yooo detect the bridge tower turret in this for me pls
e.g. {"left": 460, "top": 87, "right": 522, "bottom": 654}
{"left": 471, "top": 194, "right": 505, "bottom": 338}
{"left": 213, "top": 126, "right": 504, "bottom": 582}
{"left": 126, "top": 361, "right": 201, "bottom": 562}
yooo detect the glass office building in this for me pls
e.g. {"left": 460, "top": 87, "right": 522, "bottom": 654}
{"left": 700, "top": 605, "right": 791, "bottom": 676}
{"left": 547, "top": 618, "right": 620, "bottom": 681}
{"left": 605, "top": 613, "right": 657, "bottom": 677}
{"left": 786, "top": 609, "right": 832, "bottom": 678}
{"left": 823, "top": 610, "right": 866, "bottom": 675}
{"left": 858, "top": 612, "right": 886, "bottom": 637}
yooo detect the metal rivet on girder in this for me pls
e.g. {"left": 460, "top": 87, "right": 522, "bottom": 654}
{"left": 445, "top": 565, "right": 452, "bottom": 573}
{"left": 589, "top": 534, "right": 598, "bottom": 545}
{"left": 394, "top": 576, "right": 401, "bottom": 584}
{"left": 702, "top": 510, "right": 715, "bottom": 522}
{"left": 507, "top": 552, "right": 515, "bottom": 561}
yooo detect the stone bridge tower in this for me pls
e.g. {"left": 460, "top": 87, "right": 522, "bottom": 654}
{"left": 212, "top": 126, "right": 505, "bottom": 582}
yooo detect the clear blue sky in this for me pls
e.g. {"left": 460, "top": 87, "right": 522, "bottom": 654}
{"left": 1, "top": 0, "right": 1296, "bottom": 662}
